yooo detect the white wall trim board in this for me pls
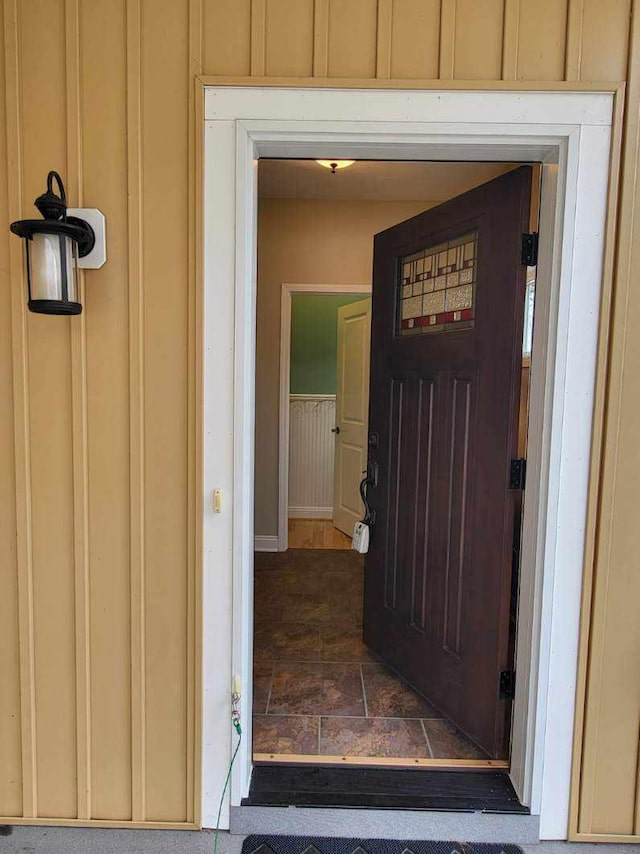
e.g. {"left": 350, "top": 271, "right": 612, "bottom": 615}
{"left": 278, "top": 283, "right": 371, "bottom": 550}
{"left": 287, "top": 507, "right": 333, "bottom": 519}
{"left": 290, "top": 393, "right": 337, "bottom": 400}
{"left": 201, "top": 86, "right": 614, "bottom": 839}
{"left": 253, "top": 536, "right": 279, "bottom": 552}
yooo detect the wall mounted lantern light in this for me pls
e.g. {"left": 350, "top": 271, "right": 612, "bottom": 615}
{"left": 10, "top": 170, "right": 106, "bottom": 315}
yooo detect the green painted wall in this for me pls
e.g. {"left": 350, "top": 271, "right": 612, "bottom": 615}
{"left": 290, "top": 294, "right": 367, "bottom": 395}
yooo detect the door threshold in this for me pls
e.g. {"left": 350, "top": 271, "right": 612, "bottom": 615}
{"left": 254, "top": 753, "right": 508, "bottom": 771}
{"left": 243, "top": 764, "right": 528, "bottom": 813}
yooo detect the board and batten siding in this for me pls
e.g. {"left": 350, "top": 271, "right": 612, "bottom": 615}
{"left": 0, "top": 0, "right": 638, "bottom": 839}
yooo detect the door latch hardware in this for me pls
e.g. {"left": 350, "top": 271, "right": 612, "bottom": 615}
{"left": 368, "top": 432, "right": 379, "bottom": 449}
{"left": 359, "top": 475, "right": 376, "bottom": 526}
{"left": 499, "top": 669, "right": 516, "bottom": 699}
{"left": 521, "top": 232, "right": 539, "bottom": 266}
{"left": 509, "top": 458, "right": 527, "bottom": 490}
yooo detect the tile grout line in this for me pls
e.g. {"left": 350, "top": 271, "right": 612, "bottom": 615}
{"left": 360, "top": 664, "right": 369, "bottom": 717}
{"left": 421, "top": 718, "right": 435, "bottom": 758}
{"left": 264, "top": 663, "right": 275, "bottom": 714}
{"left": 254, "top": 712, "right": 441, "bottom": 720}
{"left": 256, "top": 657, "right": 378, "bottom": 666}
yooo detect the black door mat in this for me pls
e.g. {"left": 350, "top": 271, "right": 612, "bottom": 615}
{"left": 243, "top": 766, "right": 528, "bottom": 813}
{"left": 242, "top": 837, "right": 524, "bottom": 854}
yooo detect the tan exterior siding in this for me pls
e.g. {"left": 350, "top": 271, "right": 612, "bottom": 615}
{"left": 0, "top": 0, "right": 637, "bottom": 838}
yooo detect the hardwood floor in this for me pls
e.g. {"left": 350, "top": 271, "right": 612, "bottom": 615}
{"left": 288, "top": 518, "right": 352, "bottom": 550}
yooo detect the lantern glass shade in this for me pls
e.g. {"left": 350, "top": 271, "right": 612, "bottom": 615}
{"left": 10, "top": 170, "right": 95, "bottom": 316}
{"left": 25, "top": 231, "right": 80, "bottom": 314}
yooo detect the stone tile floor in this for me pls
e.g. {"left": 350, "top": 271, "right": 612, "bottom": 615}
{"left": 252, "top": 548, "right": 488, "bottom": 761}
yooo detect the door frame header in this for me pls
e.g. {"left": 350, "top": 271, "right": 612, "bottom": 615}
{"left": 201, "top": 86, "right": 617, "bottom": 840}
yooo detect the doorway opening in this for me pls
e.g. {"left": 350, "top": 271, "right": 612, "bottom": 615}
{"left": 279, "top": 285, "right": 372, "bottom": 552}
{"left": 252, "top": 159, "right": 539, "bottom": 773}
{"left": 202, "top": 85, "right": 614, "bottom": 831}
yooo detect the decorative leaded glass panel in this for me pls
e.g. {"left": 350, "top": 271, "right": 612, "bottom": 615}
{"left": 398, "top": 230, "right": 478, "bottom": 335}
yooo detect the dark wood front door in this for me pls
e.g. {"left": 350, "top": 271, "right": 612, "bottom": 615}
{"left": 363, "top": 167, "right": 532, "bottom": 759}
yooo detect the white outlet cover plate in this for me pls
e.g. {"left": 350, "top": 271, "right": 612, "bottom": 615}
{"left": 67, "top": 207, "right": 106, "bottom": 269}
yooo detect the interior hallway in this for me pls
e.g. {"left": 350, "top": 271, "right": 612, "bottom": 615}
{"left": 288, "top": 518, "right": 352, "bottom": 549}
{"left": 252, "top": 543, "right": 489, "bottom": 762}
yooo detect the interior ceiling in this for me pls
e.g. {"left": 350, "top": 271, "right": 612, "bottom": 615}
{"left": 258, "top": 159, "right": 518, "bottom": 202}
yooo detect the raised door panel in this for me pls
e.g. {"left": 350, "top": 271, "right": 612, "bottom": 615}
{"left": 442, "top": 377, "right": 473, "bottom": 658}
{"left": 335, "top": 442, "right": 367, "bottom": 521}
{"left": 408, "top": 378, "right": 435, "bottom": 633}
{"left": 383, "top": 378, "right": 405, "bottom": 612}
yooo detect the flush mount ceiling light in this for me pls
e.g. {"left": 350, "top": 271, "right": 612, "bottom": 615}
{"left": 316, "top": 160, "right": 356, "bottom": 174}
{"left": 10, "top": 170, "right": 106, "bottom": 315}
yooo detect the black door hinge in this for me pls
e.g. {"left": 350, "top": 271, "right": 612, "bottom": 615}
{"left": 521, "top": 232, "right": 539, "bottom": 266}
{"left": 509, "top": 458, "right": 527, "bottom": 490}
{"left": 500, "top": 669, "right": 516, "bottom": 699}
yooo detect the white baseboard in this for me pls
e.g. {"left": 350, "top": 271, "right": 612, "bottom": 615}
{"left": 254, "top": 535, "right": 279, "bottom": 552}
{"left": 288, "top": 506, "right": 333, "bottom": 520}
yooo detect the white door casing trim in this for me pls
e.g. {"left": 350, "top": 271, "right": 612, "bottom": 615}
{"left": 201, "top": 87, "right": 614, "bottom": 839}
{"left": 277, "top": 283, "right": 371, "bottom": 551}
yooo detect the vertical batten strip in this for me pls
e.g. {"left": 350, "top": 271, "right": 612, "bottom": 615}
{"left": 376, "top": 0, "right": 393, "bottom": 79}
{"left": 565, "top": 0, "right": 585, "bottom": 81}
{"left": 3, "top": 0, "right": 37, "bottom": 819}
{"left": 64, "top": 0, "right": 92, "bottom": 821}
{"left": 313, "top": 0, "right": 329, "bottom": 77}
{"left": 439, "top": 0, "right": 456, "bottom": 79}
{"left": 501, "top": 0, "right": 520, "bottom": 80}
{"left": 250, "top": 0, "right": 266, "bottom": 76}
{"left": 187, "top": 0, "right": 203, "bottom": 827}
{"left": 126, "top": 0, "right": 146, "bottom": 823}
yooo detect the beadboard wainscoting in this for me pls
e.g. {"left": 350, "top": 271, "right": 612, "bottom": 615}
{"left": 288, "top": 395, "right": 336, "bottom": 519}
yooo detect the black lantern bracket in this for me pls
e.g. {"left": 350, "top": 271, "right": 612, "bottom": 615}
{"left": 66, "top": 207, "right": 107, "bottom": 269}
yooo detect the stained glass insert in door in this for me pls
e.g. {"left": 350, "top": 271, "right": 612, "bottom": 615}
{"left": 398, "top": 230, "right": 478, "bottom": 335}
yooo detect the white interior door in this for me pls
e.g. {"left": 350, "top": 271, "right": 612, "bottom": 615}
{"left": 333, "top": 298, "right": 372, "bottom": 536}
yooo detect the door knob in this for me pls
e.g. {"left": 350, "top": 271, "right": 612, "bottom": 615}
{"left": 331, "top": 426, "right": 340, "bottom": 434}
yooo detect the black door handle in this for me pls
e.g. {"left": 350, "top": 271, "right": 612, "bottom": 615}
{"left": 331, "top": 426, "right": 340, "bottom": 434}
{"left": 359, "top": 475, "right": 376, "bottom": 526}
